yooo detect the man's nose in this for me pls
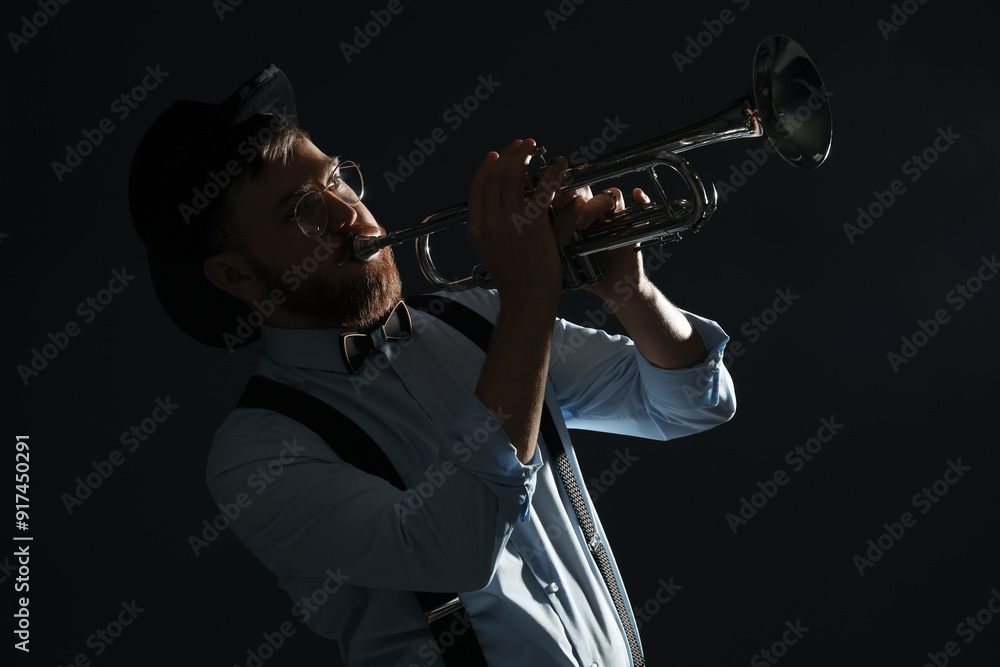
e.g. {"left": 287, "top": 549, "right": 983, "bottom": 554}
{"left": 323, "top": 191, "right": 358, "bottom": 234}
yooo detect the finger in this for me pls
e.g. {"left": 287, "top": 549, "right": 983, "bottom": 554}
{"left": 487, "top": 139, "right": 524, "bottom": 202}
{"left": 467, "top": 150, "right": 500, "bottom": 230}
{"left": 633, "top": 187, "right": 651, "bottom": 205}
{"left": 552, "top": 185, "right": 592, "bottom": 208}
{"left": 598, "top": 188, "right": 624, "bottom": 214}
{"left": 500, "top": 138, "right": 537, "bottom": 213}
{"left": 572, "top": 187, "right": 622, "bottom": 231}
{"left": 535, "top": 155, "right": 568, "bottom": 210}
{"left": 552, "top": 195, "right": 585, "bottom": 246}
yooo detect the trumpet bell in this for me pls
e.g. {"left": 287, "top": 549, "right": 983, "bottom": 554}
{"left": 753, "top": 35, "right": 832, "bottom": 169}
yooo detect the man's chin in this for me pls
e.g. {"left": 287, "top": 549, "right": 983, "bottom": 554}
{"left": 340, "top": 252, "right": 403, "bottom": 327}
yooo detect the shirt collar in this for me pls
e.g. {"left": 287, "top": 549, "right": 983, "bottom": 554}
{"left": 259, "top": 323, "right": 352, "bottom": 373}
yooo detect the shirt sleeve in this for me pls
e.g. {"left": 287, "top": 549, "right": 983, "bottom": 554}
{"left": 205, "top": 396, "right": 542, "bottom": 595}
{"left": 546, "top": 308, "right": 736, "bottom": 440}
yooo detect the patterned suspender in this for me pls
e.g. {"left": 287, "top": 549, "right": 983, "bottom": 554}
{"left": 406, "top": 295, "right": 644, "bottom": 666}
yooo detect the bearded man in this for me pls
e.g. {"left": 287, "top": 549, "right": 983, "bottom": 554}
{"left": 129, "top": 64, "right": 735, "bottom": 667}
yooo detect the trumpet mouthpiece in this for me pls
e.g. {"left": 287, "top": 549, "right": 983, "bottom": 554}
{"left": 352, "top": 235, "right": 382, "bottom": 262}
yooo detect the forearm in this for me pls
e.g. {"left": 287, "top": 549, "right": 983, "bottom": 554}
{"left": 608, "top": 277, "right": 707, "bottom": 369}
{"left": 475, "top": 296, "right": 558, "bottom": 464}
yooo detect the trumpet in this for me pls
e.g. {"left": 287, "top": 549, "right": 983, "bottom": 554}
{"left": 353, "top": 34, "right": 832, "bottom": 291}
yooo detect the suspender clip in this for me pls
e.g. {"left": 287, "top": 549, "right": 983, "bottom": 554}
{"left": 425, "top": 596, "right": 464, "bottom": 624}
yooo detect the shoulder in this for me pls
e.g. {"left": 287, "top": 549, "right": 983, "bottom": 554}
{"left": 205, "top": 406, "right": 343, "bottom": 483}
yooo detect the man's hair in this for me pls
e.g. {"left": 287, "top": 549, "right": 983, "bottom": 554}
{"left": 202, "top": 113, "right": 309, "bottom": 256}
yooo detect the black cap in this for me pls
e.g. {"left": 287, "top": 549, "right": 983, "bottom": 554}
{"left": 129, "top": 64, "right": 298, "bottom": 349}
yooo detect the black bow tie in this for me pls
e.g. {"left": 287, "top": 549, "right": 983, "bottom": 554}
{"left": 339, "top": 302, "right": 413, "bottom": 374}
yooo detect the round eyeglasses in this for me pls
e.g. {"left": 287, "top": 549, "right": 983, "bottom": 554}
{"left": 217, "top": 160, "right": 364, "bottom": 248}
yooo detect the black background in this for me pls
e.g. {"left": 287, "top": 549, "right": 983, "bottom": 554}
{"left": 4, "top": 0, "right": 999, "bottom": 665}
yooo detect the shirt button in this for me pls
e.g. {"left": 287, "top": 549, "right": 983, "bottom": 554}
{"left": 398, "top": 365, "right": 407, "bottom": 376}
{"left": 546, "top": 582, "right": 559, "bottom": 594}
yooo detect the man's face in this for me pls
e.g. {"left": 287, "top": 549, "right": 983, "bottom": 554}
{"left": 228, "top": 137, "right": 401, "bottom": 328}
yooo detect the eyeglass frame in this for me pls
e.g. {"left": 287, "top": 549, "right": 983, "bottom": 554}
{"left": 214, "top": 160, "right": 364, "bottom": 249}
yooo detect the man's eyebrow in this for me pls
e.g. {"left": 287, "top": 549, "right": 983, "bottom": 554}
{"left": 271, "top": 156, "right": 341, "bottom": 219}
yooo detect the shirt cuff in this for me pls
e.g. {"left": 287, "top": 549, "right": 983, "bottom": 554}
{"left": 635, "top": 309, "right": 730, "bottom": 410}
{"left": 439, "top": 397, "right": 543, "bottom": 522}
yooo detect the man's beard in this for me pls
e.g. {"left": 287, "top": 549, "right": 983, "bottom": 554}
{"left": 247, "top": 245, "right": 402, "bottom": 328}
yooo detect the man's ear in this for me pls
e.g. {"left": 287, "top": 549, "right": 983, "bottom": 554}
{"left": 203, "top": 251, "right": 263, "bottom": 302}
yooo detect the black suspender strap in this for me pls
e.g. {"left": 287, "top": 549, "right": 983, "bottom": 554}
{"left": 406, "top": 294, "right": 645, "bottom": 666}
{"left": 237, "top": 375, "right": 405, "bottom": 489}
{"left": 237, "top": 375, "right": 487, "bottom": 666}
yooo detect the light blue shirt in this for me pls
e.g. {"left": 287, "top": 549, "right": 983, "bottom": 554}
{"left": 206, "top": 289, "right": 735, "bottom": 667}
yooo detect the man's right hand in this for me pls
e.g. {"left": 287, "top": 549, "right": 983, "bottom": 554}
{"left": 467, "top": 138, "right": 567, "bottom": 463}
{"left": 467, "top": 138, "right": 567, "bottom": 302}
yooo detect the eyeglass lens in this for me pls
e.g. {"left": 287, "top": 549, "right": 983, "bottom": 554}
{"left": 294, "top": 163, "right": 364, "bottom": 238}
